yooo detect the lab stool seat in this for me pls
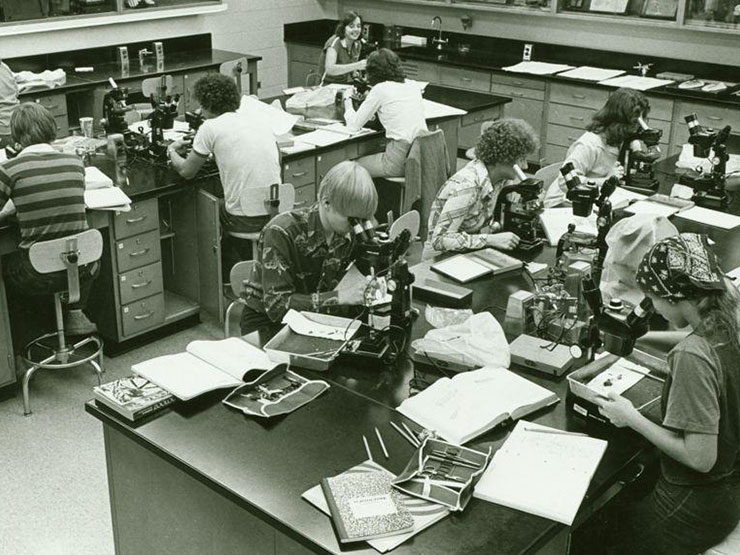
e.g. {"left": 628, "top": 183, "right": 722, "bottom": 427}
{"left": 705, "top": 521, "right": 740, "bottom": 555}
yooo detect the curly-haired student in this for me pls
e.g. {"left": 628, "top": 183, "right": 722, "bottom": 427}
{"left": 343, "top": 48, "right": 427, "bottom": 178}
{"left": 543, "top": 87, "right": 649, "bottom": 207}
{"left": 597, "top": 233, "right": 740, "bottom": 555}
{"left": 422, "top": 118, "right": 539, "bottom": 259}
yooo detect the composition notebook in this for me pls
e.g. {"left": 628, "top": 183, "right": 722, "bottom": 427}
{"left": 474, "top": 420, "right": 607, "bottom": 525}
{"left": 320, "top": 468, "right": 415, "bottom": 544}
{"left": 431, "top": 248, "right": 523, "bottom": 283}
{"left": 397, "top": 366, "right": 559, "bottom": 445}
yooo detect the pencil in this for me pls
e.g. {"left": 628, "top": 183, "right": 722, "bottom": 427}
{"left": 524, "top": 427, "right": 588, "bottom": 437}
{"left": 636, "top": 396, "right": 661, "bottom": 412}
{"left": 401, "top": 422, "right": 421, "bottom": 447}
{"left": 362, "top": 435, "right": 373, "bottom": 462}
{"left": 375, "top": 427, "right": 389, "bottom": 459}
{"left": 390, "top": 421, "right": 418, "bottom": 448}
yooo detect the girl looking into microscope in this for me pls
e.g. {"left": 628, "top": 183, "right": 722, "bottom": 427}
{"left": 543, "top": 87, "right": 649, "bottom": 207}
{"left": 596, "top": 233, "right": 740, "bottom": 555}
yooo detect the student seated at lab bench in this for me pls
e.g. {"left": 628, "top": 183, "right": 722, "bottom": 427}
{"left": 168, "top": 73, "right": 281, "bottom": 272}
{"left": 238, "top": 161, "right": 377, "bottom": 335}
{"left": 596, "top": 233, "right": 740, "bottom": 555}
{"left": 0, "top": 102, "right": 99, "bottom": 345}
{"left": 343, "top": 48, "right": 427, "bottom": 178}
{"left": 422, "top": 118, "right": 540, "bottom": 260}
{"left": 0, "top": 57, "right": 19, "bottom": 148}
{"left": 542, "top": 87, "right": 648, "bottom": 207}
{"left": 318, "top": 11, "right": 368, "bottom": 85}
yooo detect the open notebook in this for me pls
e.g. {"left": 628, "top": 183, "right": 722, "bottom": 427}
{"left": 396, "top": 366, "right": 558, "bottom": 445}
{"left": 474, "top": 420, "right": 607, "bottom": 525}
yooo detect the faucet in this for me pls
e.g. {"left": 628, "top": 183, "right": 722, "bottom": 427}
{"left": 431, "top": 16, "right": 448, "bottom": 51}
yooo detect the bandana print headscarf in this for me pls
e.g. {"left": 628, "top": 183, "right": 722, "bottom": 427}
{"left": 635, "top": 233, "right": 725, "bottom": 300}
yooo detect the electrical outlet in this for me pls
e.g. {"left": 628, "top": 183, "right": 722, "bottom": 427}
{"left": 523, "top": 43, "right": 533, "bottom": 61}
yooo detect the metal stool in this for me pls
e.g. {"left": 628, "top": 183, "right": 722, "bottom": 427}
{"left": 224, "top": 260, "right": 256, "bottom": 338}
{"left": 21, "top": 229, "right": 105, "bottom": 416}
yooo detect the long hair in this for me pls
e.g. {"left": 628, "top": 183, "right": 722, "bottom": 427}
{"left": 695, "top": 277, "right": 740, "bottom": 352}
{"left": 334, "top": 11, "right": 362, "bottom": 39}
{"left": 365, "top": 48, "right": 405, "bottom": 86}
{"left": 586, "top": 88, "right": 650, "bottom": 147}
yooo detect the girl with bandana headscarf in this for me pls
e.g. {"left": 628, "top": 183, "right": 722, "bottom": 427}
{"left": 597, "top": 233, "right": 740, "bottom": 555}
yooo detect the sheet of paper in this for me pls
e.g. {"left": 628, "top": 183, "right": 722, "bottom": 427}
{"left": 279, "top": 141, "right": 315, "bottom": 155}
{"left": 676, "top": 206, "right": 740, "bottom": 229}
{"left": 556, "top": 66, "right": 625, "bottom": 82}
{"left": 282, "top": 309, "right": 360, "bottom": 341}
{"left": 585, "top": 358, "right": 648, "bottom": 398}
{"left": 84, "top": 166, "right": 113, "bottom": 190}
{"left": 238, "top": 95, "right": 299, "bottom": 136}
{"left": 433, "top": 256, "right": 490, "bottom": 282}
{"left": 186, "top": 337, "right": 274, "bottom": 380}
{"left": 293, "top": 129, "right": 348, "bottom": 147}
{"left": 282, "top": 86, "right": 308, "bottom": 96}
{"left": 727, "top": 266, "right": 740, "bottom": 288}
{"left": 84, "top": 187, "right": 131, "bottom": 209}
{"left": 623, "top": 199, "right": 682, "bottom": 218}
{"left": 322, "top": 123, "right": 373, "bottom": 137}
{"left": 607, "top": 186, "right": 647, "bottom": 209}
{"left": 675, "top": 144, "right": 740, "bottom": 174}
{"left": 502, "top": 61, "right": 575, "bottom": 75}
{"left": 539, "top": 208, "right": 598, "bottom": 247}
{"left": 422, "top": 99, "right": 467, "bottom": 119}
{"left": 598, "top": 75, "right": 674, "bottom": 91}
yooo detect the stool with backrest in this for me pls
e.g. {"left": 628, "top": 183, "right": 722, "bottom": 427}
{"left": 21, "top": 229, "right": 105, "bottom": 416}
{"left": 225, "top": 183, "right": 296, "bottom": 260}
{"left": 375, "top": 129, "right": 450, "bottom": 238}
{"left": 219, "top": 58, "right": 248, "bottom": 95}
{"left": 534, "top": 162, "right": 565, "bottom": 207}
{"left": 224, "top": 260, "right": 256, "bottom": 338}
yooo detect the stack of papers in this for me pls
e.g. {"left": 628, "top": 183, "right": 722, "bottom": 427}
{"left": 295, "top": 125, "right": 373, "bottom": 147}
{"left": 598, "top": 75, "right": 674, "bottom": 91}
{"left": 539, "top": 208, "right": 598, "bottom": 247}
{"left": 624, "top": 198, "right": 685, "bottom": 218}
{"left": 556, "top": 66, "right": 625, "bottom": 82}
{"left": 238, "top": 95, "right": 299, "bottom": 136}
{"left": 84, "top": 187, "right": 131, "bottom": 211}
{"left": 676, "top": 206, "right": 740, "bottom": 229}
{"left": 84, "top": 167, "right": 113, "bottom": 190}
{"left": 502, "top": 62, "right": 575, "bottom": 75}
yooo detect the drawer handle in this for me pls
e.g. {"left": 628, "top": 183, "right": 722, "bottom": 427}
{"left": 129, "top": 248, "right": 151, "bottom": 257}
{"left": 133, "top": 311, "right": 155, "bottom": 321}
{"left": 291, "top": 171, "right": 308, "bottom": 177}
{"left": 126, "top": 216, "right": 147, "bottom": 224}
{"left": 131, "top": 280, "right": 153, "bottom": 289}
{"left": 572, "top": 94, "right": 586, "bottom": 100}
{"left": 569, "top": 116, "right": 585, "bottom": 121}
{"left": 568, "top": 136, "right": 577, "bottom": 141}
{"left": 708, "top": 116, "right": 722, "bottom": 121}
{"left": 513, "top": 81, "right": 524, "bottom": 86}
{"left": 511, "top": 91, "right": 524, "bottom": 97}
{"left": 461, "top": 77, "right": 472, "bottom": 82}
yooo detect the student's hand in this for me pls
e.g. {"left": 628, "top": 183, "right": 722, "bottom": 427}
{"left": 612, "top": 162, "right": 625, "bottom": 180}
{"left": 486, "top": 232, "right": 520, "bottom": 251}
{"left": 168, "top": 137, "right": 191, "bottom": 155}
{"left": 337, "top": 279, "right": 368, "bottom": 306}
{"left": 595, "top": 391, "right": 640, "bottom": 428}
{"left": 357, "top": 59, "right": 367, "bottom": 71}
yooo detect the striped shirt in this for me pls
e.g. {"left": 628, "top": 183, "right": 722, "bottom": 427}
{"left": 0, "top": 144, "right": 88, "bottom": 248}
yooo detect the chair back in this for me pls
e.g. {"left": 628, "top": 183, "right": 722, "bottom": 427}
{"left": 388, "top": 210, "right": 420, "bottom": 241}
{"left": 230, "top": 260, "right": 256, "bottom": 298}
{"left": 220, "top": 58, "right": 248, "bottom": 95}
{"left": 141, "top": 75, "right": 174, "bottom": 101}
{"left": 536, "top": 161, "right": 567, "bottom": 207}
{"left": 404, "top": 129, "right": 450, "bottom": 239}
{"left": 239, "top": 183, "right": 295, "bottom": 218}
{"left": 28, "top": 229, "right": 103, "bottom": 303}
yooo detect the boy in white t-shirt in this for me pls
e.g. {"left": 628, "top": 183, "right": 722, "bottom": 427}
{"left": 168, "top": 74, "right": 281, "bottom": 272}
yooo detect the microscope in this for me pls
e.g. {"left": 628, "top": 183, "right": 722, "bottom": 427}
{"left": 678, "top": 114, "right": 733, "bottom": 210}
{"left": 100, "top": 78, "right": 133, "bottom": 138}
{"left": 618, "top": 116, "right": 662, "bottom": 193}
{"left": 494, "top": 164, "right": 545, "bottom": 252}
{"left": 147, "top": 89, "right": 181, "bottom": 159}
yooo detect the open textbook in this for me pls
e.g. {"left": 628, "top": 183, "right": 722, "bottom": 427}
{"left": 132, "top": 338, "right": 275, "bottom": 400}
{"left": 396, "top": 366, "right": 558, "bottom": 445}
{"left": 474, "top": 420, "right": 607, "bottom": 525}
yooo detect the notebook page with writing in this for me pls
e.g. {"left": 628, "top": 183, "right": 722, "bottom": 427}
{"left": 474, "top": 420, "right": 607, "bottom": 525}
{"left": 186, "top": 338, "right": 274, "bottom": 380}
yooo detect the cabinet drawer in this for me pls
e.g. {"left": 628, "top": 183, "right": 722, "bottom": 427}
{"left": 489, "top": 82, "right": 545, "bottom": 101}
{"left": 113, "top": 198, "right": 159, "bottom": 239}
{"left": 115, "top": 230, "right": 161, "bottom": 273}
{"left": 120, "top": 294, "right": 165, "bottom": 338}
{"left": 548, "top": 103, "right": 596, "bottom": 129}
{"left": 317, "top": 148, "right": 349, "bottom": 183}
{"left": 400, "top": 60, "right": 440, "bottom": 83}
{"left": 288, "top": 43, "right": 323, "bottom": 64}
{"left": 294, "top": 183, "right": 316, "bottom": 209}
{"left": 490, "top": 73, "right": 545, "bottom": 91}
{"left": 677, "top": 100, "right": 740, "bottom": 132}
{"left": 118, "top": 262, "right": 164, "bottom": 306}
{"left": 547, "top": 124, "right": 584, "bottom": 148}
{"left": 283, "top": 157, "right": 316, "bottom": 188}
{"left": 32, "top": 93, "right": 67, "bottom": 116}
{"left": 645, "top": 95, "right": 674, "bottom": 122}
{"left": 461, "top": 105, "right": 504, "bottom": 128}
{"left": 650, "top": 119, "right": 671, "bottom": 146}
{"left": 550, "top": 83, "right": 608, "bottom": 110}
{"left": 544, "top": 143, "right": 570, "bottom": 166}
{"left": 438, "top": 66, "right": 490, "bottom": 93}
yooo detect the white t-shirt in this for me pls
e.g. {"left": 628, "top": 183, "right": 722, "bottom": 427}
{"left": 192, "top": 111, "right": 281, "bottom": 216}
{"left": 345, "top": 81, "right": 427, "bottom": 143}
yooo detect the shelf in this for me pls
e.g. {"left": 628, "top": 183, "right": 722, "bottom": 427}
{"left": 163, "top": 290, "right": 200, "bottom": 324}
{"left": 0, "top": 3, "right": 227, "bottom": 37}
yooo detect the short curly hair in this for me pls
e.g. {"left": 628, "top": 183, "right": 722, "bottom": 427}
{"left": 365, "top": 48, "right": 405, "bottom": 86}
{"left": 193, "top": 74, "right": 240, "bottom": 115}
{"left": 474, "top": 119, "right": 539, "bottom": 166}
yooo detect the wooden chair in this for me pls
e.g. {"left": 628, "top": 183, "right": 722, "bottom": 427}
{"left": 224, "top": 260, "right": 256, "bottom": 338}
{"left": 21, "top": 229, "right": 105, "bottom": 416}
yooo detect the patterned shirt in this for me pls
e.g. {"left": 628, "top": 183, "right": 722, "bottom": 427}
{"left": 242, "top": 204, "right": 354, "bottom": 323}
{"left": 424, "top": 159, "right": 505, "bottom": 256}
{"left": 0, "top": 144, "right": 88, "bottom": 248}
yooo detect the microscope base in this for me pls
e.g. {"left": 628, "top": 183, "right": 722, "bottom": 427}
{"left": 514, "top": 238, "right": 545, "bottom": 254}
{"left": 621, "top": 180, "right": 660, "bottom": 195}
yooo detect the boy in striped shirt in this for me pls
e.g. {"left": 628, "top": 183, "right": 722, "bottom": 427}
{"left": 0, "top": 102, "right": 99, "bottom": 343}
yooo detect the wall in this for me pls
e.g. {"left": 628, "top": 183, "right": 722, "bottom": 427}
{"left": 340, "top": 0, "right": 739, "bottom": 66}
{"left": 1, "top": 0, "right": 337, "bottom": 97}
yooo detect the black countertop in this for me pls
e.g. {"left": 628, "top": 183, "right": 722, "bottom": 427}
{"left": 285, "top": 19, "right": 740, "bottom": 108}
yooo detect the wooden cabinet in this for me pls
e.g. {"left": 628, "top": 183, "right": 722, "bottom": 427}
{"left": 438, "top": 66, "right": 490, "bottom": 93}
{"left": 491, "top": 74, "right": 546, "bottom": 165}
{"left": 286, "top": 44, "right": 322, "bottom": 88}
{"left": 0, "top": 275, "right": 15, "bottom": 389}
{"left": 30, "top": 92, "right": 69, "bottom": 137}
{"left": 399, "top": 59, "right": 440, "bottom": 83}
{"left": 668, "top": 98, "right": 740, "bottom": 159}
{"left": 182, "top": 69, "right": 218, "bottom": 114}
{"left": 458, "top": 103, "right": 505, "bottom": 152}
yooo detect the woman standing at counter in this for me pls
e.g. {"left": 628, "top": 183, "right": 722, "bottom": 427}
{"left": 597, "top": 233, "right": 740, "bottom": 555}
{"left": 318, "top": 12, "right": 367, "bottom": 85}
{"left": 543, "top": 87, "right": 648, "bottom": 207}
{"left": 344, "top": 48, "right": 427, "bottom": 178}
